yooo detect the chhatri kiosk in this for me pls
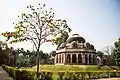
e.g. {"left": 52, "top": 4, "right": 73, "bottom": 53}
{"left": 54, "top": 34, "right": 102, "bottom": 65}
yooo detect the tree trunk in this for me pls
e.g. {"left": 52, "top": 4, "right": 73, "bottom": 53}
{"left": 36, "top": 52, "right": 39, "bottom": 79}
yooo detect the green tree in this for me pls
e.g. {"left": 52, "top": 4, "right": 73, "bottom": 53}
{"left": 0, "top": 41, "right": 9, "bottom": 65}
{"left": 8, "top": 47, "right": 14, "bottom": 66}
{"left": 12, "top": 49, "right": 20, "bottom": 67}
{"left": 114, "top": 38, "right": 120, "bottom": 66}
{"left": 29, "top": 51, "right": 37, "bottom": 66}
{"left": 102, "top": 46, "right": 115, "bottom": 65}
{"left": 1, "top": 3, "right": 71, "bottom": 78}
{"left": 97, "top": 51, "right": 104, "bottom": 65}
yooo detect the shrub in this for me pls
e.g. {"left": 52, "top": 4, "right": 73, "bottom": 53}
{"left": 38, "top": 72, "right": 53, "bottom": 80}
{"left": 57, "top": 72, "right": 65, "bottom": 80}
{"left": 2, "top": 65, "right": 120, "bottom": 80}
{"left": 20, "top": 70, "right": 36, "bottom": 80}
{"left": 58, "top": 71, "right": 120, "bottom": 80}
{"left": 2, "top": 65, "right": 36, "bottom": 80}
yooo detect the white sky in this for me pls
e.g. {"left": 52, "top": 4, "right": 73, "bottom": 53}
{"left": 0, "top": 0, "right": 120, "bottom": 53}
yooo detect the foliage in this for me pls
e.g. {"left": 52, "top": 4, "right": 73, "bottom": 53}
{"left": 114, "top": 38, "right": 120, "bottom": 66}
{"left": 8, "top": 48, "right": 52, "bottom": 68}
{"left": 102, "top": 46, "right": 115, "bottom": 65}
{"left": 2, "top": 64, "right": 36, "bottom": 80}
{"left": 2, "top": 65, "right": 120, "bottom": 80}
{"left": 57, "top": 71, "right": 120, "bottom": 80}
{"left": 2, "top": 65, "right": 54, "bottom": 80}
{"left": 0, "top": 41, "right": 10, "bottom": 65}
{"left": 1, "top": 3, "right": 71, "bottom": 51}
{"left": 1, "top": 3, "right": 71, "bottom": 79}
{"left": 39, "top": 72, "right": 52, "bottom": 80}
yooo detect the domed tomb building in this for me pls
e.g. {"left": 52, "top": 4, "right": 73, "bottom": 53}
{"left": 54, "top": 34, "right": 102, "bottom": 65}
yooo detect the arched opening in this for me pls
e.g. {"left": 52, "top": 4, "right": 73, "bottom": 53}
{"left": 59, "top": 55, "right": 61, "bottom": 63}
{"left": 97, "top": 57, "right": 101, "bottom": 64}
{"left": 78, "top": 54, "right": 82, "bottom": 63}
{"left": 72, "top": 54, "right": 76, "bottom": 63}
{"left": 93, "top": 55, "right": 95, "bottom": 64}
{"left": 67, "top": 54, "right": 70, "bottom": 63}
{"left": 85, "top": 54, "right": 88, "bottom": 64}
{"left": 89, "top": 55, "right": 92, "bottom": 64}
{"left": 56, "top": 55, "right": 58, "bottom": 63}
{"left": 62, "top": 55, "right": 64, "bottom": 63}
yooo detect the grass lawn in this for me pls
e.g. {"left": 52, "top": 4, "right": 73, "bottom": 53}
{"left": 20, "top": 65, "right": 120, "bottom": 72}
{"left": 19, "top": 65, "right": 120, "bottom": 80}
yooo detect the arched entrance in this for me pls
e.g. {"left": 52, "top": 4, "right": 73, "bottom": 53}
{"left": 59, "top": 55, "right": 61, "bottom": 63}
{"left": 62, "top": 55, "right": 64, "bottom": 63}
{"left": 93, "top": 55, "right": 95, "bottom": 64}
{"left": 67, "top": 54, "right": 70, "bottom": 63}
{"left": 78, "top": 54, "right": 82, "bottom": 63}
{"left": 89, "top": 55, "right": 92, "bottom": 64}
{"left": 85, "top": 54, "right": 88, "bottom": 64}
{"left": 56, "top": 55, "right": 58, "bottom": 63}
{"left": 72, "top": 54, "right": 76, "bottom": 63}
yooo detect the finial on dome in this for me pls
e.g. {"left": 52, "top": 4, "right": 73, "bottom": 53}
{"left": 72, "top": 34, "right": 79, "bottom": 36}
{"left": 66, "top": 34, "right": 86, "bottom": 43}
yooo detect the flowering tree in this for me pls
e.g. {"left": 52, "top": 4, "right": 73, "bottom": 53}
{"left": 1, "top": 3, "right": 71, "bottom": 78}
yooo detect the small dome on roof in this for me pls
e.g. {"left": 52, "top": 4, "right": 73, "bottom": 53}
{"left": 66, "top": 34, "right": 86, "bottom": 43}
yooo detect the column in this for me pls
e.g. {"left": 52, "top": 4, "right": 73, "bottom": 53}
{"left": 61, "top": 54, "right": 62, "bottom": 63}
{"left": 71, "top": 54, "right": 72, "bottom": 63}
{"left": 58, "top": 54, "right": 59, "bottom": 63}
{"left": 91, "top": 54, "right": 93, "bottom": 65}
{"left": 87, "top": 54, "right": 89, "bottom": 64}
{"left": 54, "top": 56, "right": 56, "bottom": 64}
{"left": 76, "top": 54, "right": 78, "bottom": 63}
{"left": 94, "top": 55, "right": 97, "bottom": 64}
{"left": 64, "top": 53, "right": 66, "bottom": 64}
{"left": 82, "top": 53, "right": 85, "bottom": 64}
{"left": 81, "top": 53, "right": 83, "bottom": 63}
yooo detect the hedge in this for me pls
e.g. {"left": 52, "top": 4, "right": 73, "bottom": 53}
{"left": 2, "top": 65, "right": 120, "bottom": 80}
{"left": 57, "top": 71, "right": 120, "bottom": 80}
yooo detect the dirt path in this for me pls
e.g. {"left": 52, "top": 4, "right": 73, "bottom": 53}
{"left": 0, "top": 66, "right": 13, "bottom": 80}
{"left": 94, "top": 78, "right": 120, "bottom": 80}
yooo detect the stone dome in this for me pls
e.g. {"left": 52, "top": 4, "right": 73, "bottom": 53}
{"left": 66, "top": 34, "right": 86, "bottom": 43}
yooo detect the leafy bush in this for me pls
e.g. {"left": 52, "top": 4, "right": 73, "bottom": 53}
{"left": 38, "top": 72, "right": 53, "bottom": 80}
{"left": 21, "top": 70, "right": 36, "bottom": 80}
{"left": 2, "top": 65, "right": 120, "bottom": 80}
{"left": 57, "top": 72, "right": 65, "bottom": 80}
{"left": 57, "top": 71, "right": 120, "bottom": 80}
{"left": 2, "top": 65, "right": 36, "bottom": 80}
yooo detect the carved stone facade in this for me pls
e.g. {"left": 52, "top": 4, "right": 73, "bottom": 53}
{"left": 55, "top": 34, "right": 103, "bottom": 65}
